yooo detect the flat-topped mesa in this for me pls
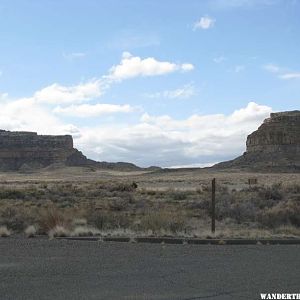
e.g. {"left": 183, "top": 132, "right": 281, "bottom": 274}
{"left": 246, "top": 110, "right": 300, "bottom": 154}
{"left": 0, "top": 130, "right": 86, "bottom": 170}
{"left": 214, "top": 110, "right": 300, "bottom": 171}
{"left": 0, "top": 130, "right": 73, "bottom": 149}
{"left": 0, "top": 129, "right": 144, "bottom": 171}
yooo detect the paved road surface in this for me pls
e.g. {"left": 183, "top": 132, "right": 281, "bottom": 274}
{"left": 0, "top": 237, "right": 299, "bottom": 300}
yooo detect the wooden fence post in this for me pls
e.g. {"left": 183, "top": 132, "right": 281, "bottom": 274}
{"left": 211, "top": 178, "right": 216, "bottom": 234}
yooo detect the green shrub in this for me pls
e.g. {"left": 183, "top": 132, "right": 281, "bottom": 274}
{"left": 0, "top": 189, "right": 26, "bottom": 199}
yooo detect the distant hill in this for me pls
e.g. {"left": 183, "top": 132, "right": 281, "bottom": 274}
{"left": 214, "top": 111, "right": 300, "bottom": 172}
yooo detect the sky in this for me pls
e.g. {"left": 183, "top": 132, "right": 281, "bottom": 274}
{"left": 0, "top": 0, "right": 299, "bottom": 167}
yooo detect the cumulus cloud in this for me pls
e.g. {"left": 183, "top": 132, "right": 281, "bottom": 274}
{"left": 0, "top": 97, "right": 78, "bottom": 135}
{"left": 14, "top": 52, "right": 193, "bottom": 107}
{"left": 0, "top": 94, "right": 272, "bottom": 167}
{"left": 74, "top": 102, "right": 272, "bottom": 167}
{"left": 33, "top": 80, "right": 106, "bottom": 104}
{"left": 229, "top": 101, "right": 271, "bottom": 123}
{"left": 193, "top": 16, "right": 215, "bottom": 30}
{"left": 53, "top": 103, "right": 135, "bottom": 117}
{"left": 279, "top": 73, "right": 300, "bottom": 80}
{"left": 2, "top": 51, "right": 193, "bottom": 109}
{"left": 0, "top": 51, "right": 271, "bottom": 167}
{"left": 108, "top": 52, "right": 194, "bottom": 81}
{"left": 145, "top": 83, "right": 195, "bottom": 99}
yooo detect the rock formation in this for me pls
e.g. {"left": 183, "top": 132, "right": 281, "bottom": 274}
{"left": 214, "top": 111, "right": 300, "bottom": 171}
{"left": 0, "top": 130, "right": 143, "bottom": 171}
{"left": 0, "top": 130, "right": 83, "bottom": 170}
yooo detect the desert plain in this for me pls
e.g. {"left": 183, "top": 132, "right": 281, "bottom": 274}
{"left": 0, "top": 166, "right": 299, "bottom": 239}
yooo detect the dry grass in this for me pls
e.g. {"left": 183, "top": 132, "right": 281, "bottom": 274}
{"left": 48, "top": 225, "right": 70, "bottom": 239}
{"left": 96, "top": 228, "right": 136, "bottom": 237}
{"left": 0, "top": 225, "right": 11, "bottom": 237}
{"left": 24, "top": 225, "right": 37, "bottom": 238}
{"left": 273, "top": 225, "right": 300, "bottom": 237}
{"left": 139, "top": 210, "right": 188, "bottom": 235}
{"left": 0, "top": 168, "right": 299, "bottom": 238}
{"left": 71, "top": 226, "right": 100, "bottom": 237}
{"left": 72, "top": 218, "right": 88, "bottom": 227}
{"left": 38, "top": 207, "right": 71, "bottom": 233}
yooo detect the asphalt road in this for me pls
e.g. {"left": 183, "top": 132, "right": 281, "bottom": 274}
{"left": 0, "top": 237, "right": 299, "bottom": 300}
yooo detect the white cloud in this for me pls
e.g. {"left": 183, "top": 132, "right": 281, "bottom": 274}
{"left": 263, "top": 63, "right": 281, "bottom": 73}
{"left": 108, "top": 32, "right": 160, "bottom": 49}
{"left": 213, "top": 56, "right": 226, "bottom": 63}
{"left": 19, "top": 52, "right": 193, "bottom": 106}
{"left": 162, "top": 85, "right": 195, "bottom": 99}
{"left": 0, "top": 51, "right": 272, "bottom": 167}
{"left": 169, "top": 162, "right": 217, "bottom": 168}
{"left": 0, "top": 97, "right": 77, "bottom": 135}
{"left": 145, "top": 83, "right": 195, "bottom": 99}
{"left": 53, "top": 103, "right": 134, "bottom": 117}
{"left": 210, "top": 0, "right": 279, "bottom": 9}
{"left": 108, "top": 52, "right": 194, "bottom": 81}
{"left": 63, "top": 52, "right": 86, "bottom": 60}
{"left": 75, "top": 102, "right": 272, "bottom": 167}
{"left": 0, "top": 94, "right": 272, "bottom": 167}
{"left": 229, "top": 101, "right": 271, "bottom": 123}
{"left": 263, "top": 63, "right": 300, "bottom": 80}
{"left": 193, "top": 16, "right": 215, "bottom": 30}
{"left": 234, "top": 65, "right": 245, "bottom": 73}
{"left": 33, "top": 80, "right": 106, "bottom": 104}
{"left": 0, "top": 93, "right": 8, "bottom": 100}
{"left": 181, "top": 63, "right": 195, "bottom": 71}
{"left": 279, "top": 72, "right": 300, "bottom": 80}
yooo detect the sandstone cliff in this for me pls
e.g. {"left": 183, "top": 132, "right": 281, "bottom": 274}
{"left": 0, "top": 130, "right": 143, "bottom": 171}
{"left": 214, "top": 111, "right": 300, "bottom": 171}
{"left": 0, "top": 130, "right": 83, "bottom": 170}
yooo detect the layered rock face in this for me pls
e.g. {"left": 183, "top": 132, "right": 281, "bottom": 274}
{"left": 0, "top": 130, "right": 89, "bottom": 170}
{"left": 0, "top": 129, "right": 144, "bottom": 171}
{"left": 215, "top": 111, "right": 300, "bottom": 171}
{"left": 246, "top": 111, "right": 300, "bottom": 154}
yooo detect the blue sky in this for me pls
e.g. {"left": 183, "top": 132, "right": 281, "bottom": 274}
{"left": 0, "top": 0, "right": 299, "bottom": 167}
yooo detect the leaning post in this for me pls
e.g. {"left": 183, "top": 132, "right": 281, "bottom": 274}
{"left": 211, "top": 178, "right": 216, "bottom": 234}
